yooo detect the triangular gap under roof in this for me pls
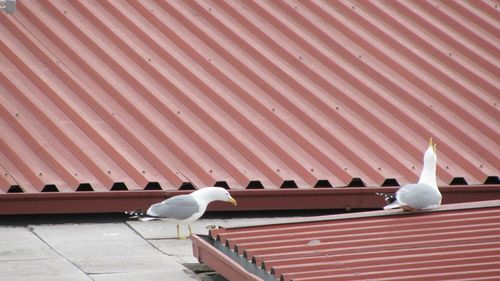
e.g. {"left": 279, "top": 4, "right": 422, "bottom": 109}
{"left": 42, "top": 184, "right": 59, "bottom": 192}
{"left": 280, "top": 180, "right": 298, "bottom": 188}
{"left": 449, "top": 177, "right": 468, "bottom": 185}
{"left": 381, "top": 178, "right": 400, "bottom": 187}
{"left": 7, "top": 185, "right": 23, "bottom": 193}
{"left": 484, "top": 176, "right": 500, "bottom": 185}
{"left": 110, "top": 182, "right": 128, "bottom": 191}
{"left": 246, "top": 181, "right": 264, "bottom": 189}
{"left": 76, "top": 183, "right": 94, "bottom": 191}
{"left": 214, "top": 181, "right": 230, "bottom": 189}
{"left": 144, "top": 182, "right": 162, "bottom": 190}
{"left": 346, "top": 178, "right": 366, "bottom": 187}
{"left": 314, "top": 179, "right": 333, "bottom": 188}
{"left": 179, "top": 182, "right": 196, "bottom": 190}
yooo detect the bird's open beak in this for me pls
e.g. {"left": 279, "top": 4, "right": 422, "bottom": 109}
{"left": 428, "top": 137, "right": 437, "bottom": 154}
{"left": 429, "top": 137, "right": 437, "bottom": 154}
{"left": 228, "top": 196, "right": 237, "bottom": 206}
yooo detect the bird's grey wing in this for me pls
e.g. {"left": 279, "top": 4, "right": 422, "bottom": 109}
{"left": 396, "top": 183, "right": 441, "bottom": 209}
{"left": 147, "top": 195, "right": 200, "bottom": 220}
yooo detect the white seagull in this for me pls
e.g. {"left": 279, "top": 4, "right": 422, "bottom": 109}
{"left": 380, "top": 137, "right": 442, "bottom": 211}
{"left": 128, "top": 187, "right": 237, "bottom": 239}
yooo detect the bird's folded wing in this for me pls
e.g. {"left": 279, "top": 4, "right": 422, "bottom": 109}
{"left": 396, "top": 183, "right": 440, "bottom": 210}
{"left": 147, "top": 195, "right": 200, "bottom": 220}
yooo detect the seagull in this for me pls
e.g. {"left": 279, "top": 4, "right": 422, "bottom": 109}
{"left": 378, "top": 137, "right": 442, "bottom": 211}
{"left": 127, "top": 187, "right": 237, "bottom": 239}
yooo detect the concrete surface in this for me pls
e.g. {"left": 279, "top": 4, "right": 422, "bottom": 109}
{"left": 0, "top": 212, "right": 318, "bottom": 281}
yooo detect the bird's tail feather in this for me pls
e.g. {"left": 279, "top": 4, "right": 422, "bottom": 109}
{"left": 383, "top": 201, "right": 401, "bottom": 210}
{"left": 125, "top": 209, "right": 161, "bottom": 221}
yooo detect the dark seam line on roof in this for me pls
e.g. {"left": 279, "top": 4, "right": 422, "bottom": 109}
{"left": 0, "top": 163, "right": 21, "bottom": 187}
{"left": 10, "top": 14, "right": 88, "bottom": 185}
{"left": 13, "top": 14, "right": 80, "bottom": 82}
{"left": 200, "top": 235, "right": 277, "bottom": 281}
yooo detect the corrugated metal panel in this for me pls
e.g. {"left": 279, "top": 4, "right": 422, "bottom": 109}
{"left": 0, "top": 1, "right": 498, "bottom": 198}
{"left": 193, "top": 200, "right": 500, "bottom": 281}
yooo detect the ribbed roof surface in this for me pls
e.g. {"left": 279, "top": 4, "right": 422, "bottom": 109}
{"left": 195, "top": 200, "right": 500, "bottom": 281}
{"left": 0, "top": 0, "right": 498, "bottom": 195}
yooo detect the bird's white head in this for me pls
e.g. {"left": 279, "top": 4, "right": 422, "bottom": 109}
{"left": 193, "top": 187, "right": 237, "bottom": 206}
{"left": 419, "top": 137, "right": 438, "bottom": 188}
{"left": 423, "top": 137, "right": 437, "bottom": 165}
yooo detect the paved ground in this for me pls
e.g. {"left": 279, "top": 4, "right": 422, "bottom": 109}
{"left": 0, "top": 212, "right": 327, "bottom": 281}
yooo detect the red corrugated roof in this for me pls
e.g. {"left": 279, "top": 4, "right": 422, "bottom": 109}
{"left": 193, "top": 200, "right": 500, "bottom": 281}
{"left": 0, "top": 1, "right": 498, "bottom": 212}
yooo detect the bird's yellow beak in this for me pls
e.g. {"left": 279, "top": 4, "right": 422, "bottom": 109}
{"left": 228, "top": 196, "right": 237, "bottom": 206}
{"left": 429, "top": 137, "right": 437, "bottom": 154}
{"left": 429, "top": 137, "right": 437, "bottom": 153}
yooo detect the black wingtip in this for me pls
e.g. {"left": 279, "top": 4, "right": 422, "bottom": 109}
{"left": 125, "top": 209, "right": 147, "bottom": 219}
{"left": 376, "top": 192, "right": 397, "bottom": 204}
{"left": 125, "top": 209, "right": 163, "bottom": 221}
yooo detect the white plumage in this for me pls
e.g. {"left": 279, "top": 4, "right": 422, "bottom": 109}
{"left": 128, "top": 187, "right": 237, "bottom": 239}
{"left": 383, "top": 138, "right": 442, "bottom": 211}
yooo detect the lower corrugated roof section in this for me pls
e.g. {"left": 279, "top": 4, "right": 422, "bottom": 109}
{"left": 193, "top": 200, "right": 500, "bottom": 281}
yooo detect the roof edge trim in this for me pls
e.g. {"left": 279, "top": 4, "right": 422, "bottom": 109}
{"left": 191, "top": 235, "right": 273, "bottom": 281}
{"left": 219, "top": 199, "right": 500, "bottom": 231}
